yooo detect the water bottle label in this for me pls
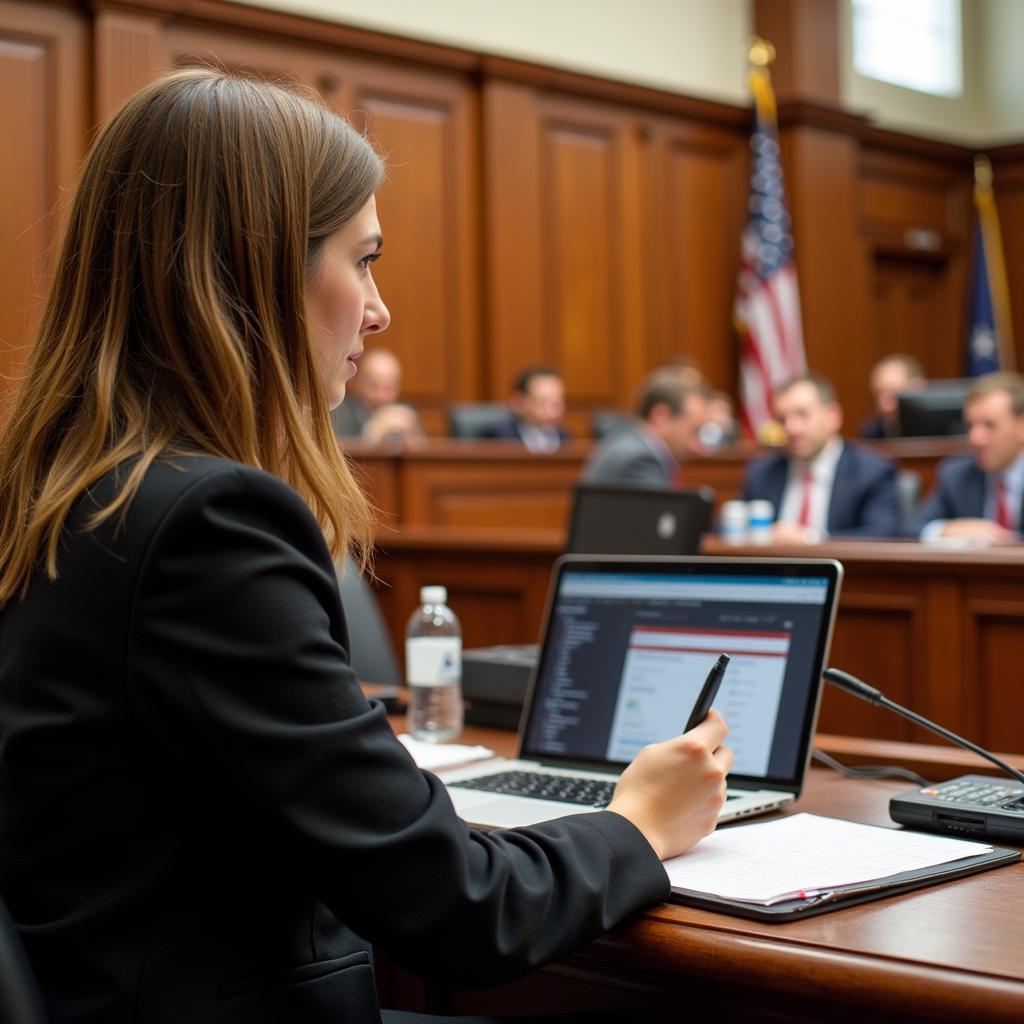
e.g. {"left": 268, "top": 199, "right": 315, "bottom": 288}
{"left": 406, "top": 636, "right": 461, "bottom": 686}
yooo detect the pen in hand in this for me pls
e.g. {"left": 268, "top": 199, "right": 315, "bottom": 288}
{"left": 683, "top": 653, "right": 730, "bottom": 732}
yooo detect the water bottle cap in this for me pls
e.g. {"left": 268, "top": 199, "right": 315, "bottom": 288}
{"left": 420, "top": 585, "right": 447, "bottom": 605}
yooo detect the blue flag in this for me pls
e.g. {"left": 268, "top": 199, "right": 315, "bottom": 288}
{"left": 966, "top": 156, "right": 1014, "bottom": 376}
{"left": 966, "top": 218, "right": 999, "bottom": 376}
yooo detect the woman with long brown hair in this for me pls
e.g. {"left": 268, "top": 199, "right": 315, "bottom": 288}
{"left": 0, "top": 69, "right": 731, "bottom": 1024}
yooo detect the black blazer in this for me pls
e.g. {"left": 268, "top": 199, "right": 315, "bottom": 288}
{"left": 741, "top": 444, "right": 900, "bottom": 538}
{"left": 0, "top": 457, "right": 666, "bottom": 1024}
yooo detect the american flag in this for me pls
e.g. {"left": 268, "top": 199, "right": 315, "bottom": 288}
{"left": 734, "top": 55, "right": 806, "bottom": 440}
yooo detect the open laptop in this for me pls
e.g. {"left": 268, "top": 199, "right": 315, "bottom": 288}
{"left": 566, "top": 484, "right": 714, "bottom": 556}
{"left": 441, "top": 554, "right": 843, "bottom": 829}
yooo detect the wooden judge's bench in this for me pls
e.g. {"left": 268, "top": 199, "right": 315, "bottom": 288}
{"left": 349, "top": 438, "right": 1024, "bottom": 753}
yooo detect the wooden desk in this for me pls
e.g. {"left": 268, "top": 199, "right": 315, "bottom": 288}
{"left": 348, "top": 437, "right": 967, "bottom": 530}
{"left": 380, "top": 727, "right": 1024, "bottom": 1023}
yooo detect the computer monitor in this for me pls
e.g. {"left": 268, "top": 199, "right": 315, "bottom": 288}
{"left": 897, "top": 379, "right": 970, "bottom": 437}
{"left": 566, "top": 483, "right": 714, "bottom": 556}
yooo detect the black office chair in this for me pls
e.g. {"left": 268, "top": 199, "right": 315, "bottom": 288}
{"left": 337, "top": 558, "right": 401, "bottom": 685}
{"left": 590, "top": 409, "right": 632, "bottom": 440}
{"left": 0, "top": 893, "right": 47, "bottom": 1024}
{"left": 446, "top": 402, "right": 510, "bottom": 439}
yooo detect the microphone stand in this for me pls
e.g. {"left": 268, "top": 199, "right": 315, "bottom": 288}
{"left": 823, "top": 668, "right": 1024, "bottom": 787}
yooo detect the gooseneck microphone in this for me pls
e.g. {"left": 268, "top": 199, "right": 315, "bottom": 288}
{"left": 824, "top": 667, "right": 1024, "bottom": 842}
{"left": 823, "top": 668, "right": 1024, "bottom": 787}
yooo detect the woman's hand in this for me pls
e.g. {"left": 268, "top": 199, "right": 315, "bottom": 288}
{"left": 606, "top": 710, "right": 733, "bottom": 860}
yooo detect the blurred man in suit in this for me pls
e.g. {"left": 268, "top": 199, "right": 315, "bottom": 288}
{"left": 743, "top": 373, "right": 899, "bottom": 541}
{"left": 911, "top": 371, "right": 1024, "bottom": 543}
{"left": 484, "top": 366, "right": 571, "bottom": 452}
{"left": 859, "top": 353, "right": 927, "bottom": 439}
{"left": 331, "top": 347, "right": 423, "bottom": 442}
{"left": 582, "top": 371, "right": 707, "bottom": 487}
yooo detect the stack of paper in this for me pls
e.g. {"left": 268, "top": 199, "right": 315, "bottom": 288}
{"left": 664, "top": 813, "right": 993, "bottom": 905}
{"left": 397, "top": 733, "right": 495, "bottom": 772}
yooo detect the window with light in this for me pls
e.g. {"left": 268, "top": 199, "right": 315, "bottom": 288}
{"left": 851, "top": 0, "right": 963, "bottom": 97}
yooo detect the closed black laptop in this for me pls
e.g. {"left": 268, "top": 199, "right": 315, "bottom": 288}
{"left": 566, "top": 483, "right": 713, "bottom": 556}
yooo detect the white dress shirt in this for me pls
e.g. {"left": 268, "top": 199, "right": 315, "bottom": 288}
{"left": 518, "top": 423, "right": 561, "bottom": 453}
{"left": 778, "top": 438, "right": 844, "bottom": 540}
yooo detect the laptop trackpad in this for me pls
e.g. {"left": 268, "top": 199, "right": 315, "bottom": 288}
{"left": 453, "top": 794, "right": 596, "bottom": 828}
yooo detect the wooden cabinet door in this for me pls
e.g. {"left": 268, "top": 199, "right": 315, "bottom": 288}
{"left": 647, "top": 115, "right": 746, "bottom": 395}
{"left": 484, "top": 81, "right": 645, "bottom": 423}
{"left": 0, "top": 0, "right": 88, "bottom": 411}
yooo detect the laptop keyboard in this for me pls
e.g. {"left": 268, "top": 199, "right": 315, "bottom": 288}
{"left": 449, "top": 770, "right": 616, "bottom": 808}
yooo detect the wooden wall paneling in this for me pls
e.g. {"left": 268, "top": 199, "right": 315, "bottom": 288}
{"left": 990, "top": 153, "right": 1024, "bottom": 371}
{"left": 484, "top": 83, "right": 649, "bottom": 415}
{"left": 93, "top": 8, "right": 162, "bottom": 122}
{"left": 754, "top": 0, "right": 840, "bottom": 105}
{"left": 371, "top": 530, "right": 558, "bottom": 664}
{"left": 921, "top": 579, "right": 965, "bottom": 738}
{"left": 858, "top": 148, "right": 971, "bottom": 381}
{"left": 783, "top": 125, "right": 872, "bottom": 427}
{"left": 962, "top": 590, "right": 1024, "bottom": 753}
{"left": 532, "top": 93, "right": 639, "bottom": 412}
{"left": 161, "top": 19, "right": 341, "bottom": 89}
{"left": 649, "top": 116, "right": 746, "bottom": 395}
{"left": 818, "top": 591, "right": 923, "bottom": 741}
{"left": 346, "top": 444, "right": 402, "bottom": 526}
{"left": 399, "top": 454, "right": 582, "bottom": 529}
{"left": 483, "top": 80, "right": 544, "bottom": 399}
{"left": 871, "top": 256, "right": 951, "bottom": 377}
{"left": 344, "top": 59, "right": 481, "bottom": 420}
{"left": 0, "top": 0, "right": 88, "bottom": 409}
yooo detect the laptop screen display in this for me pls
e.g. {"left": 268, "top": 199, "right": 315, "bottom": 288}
{"left": 519, "top": 560, "right": 839, "bottom": 790}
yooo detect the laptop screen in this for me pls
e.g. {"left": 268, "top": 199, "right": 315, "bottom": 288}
{"left": 519, "top": 556, "right": 842, "bottom": 792}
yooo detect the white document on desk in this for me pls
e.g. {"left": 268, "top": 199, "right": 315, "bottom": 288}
{"left": 664, "top": 813, "right": 993, "bottom": 904}
{"left": 397, "top": 734, "right": 495, "bottom": 772}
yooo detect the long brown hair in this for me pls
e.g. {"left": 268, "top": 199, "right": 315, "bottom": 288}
{"left": 0, "top": 68, "right": 383, "bottom": 602}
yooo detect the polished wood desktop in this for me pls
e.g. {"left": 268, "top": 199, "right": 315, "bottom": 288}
{"left": 380, "top": 721, "right": 1024, "bottom": 1023}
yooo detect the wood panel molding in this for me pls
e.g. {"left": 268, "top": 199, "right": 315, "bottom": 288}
{"left": 0, "top": 0, "right": 88, "bottom": 399}
{"left": 93, "top": 8, "right": 163, "bottom": 122}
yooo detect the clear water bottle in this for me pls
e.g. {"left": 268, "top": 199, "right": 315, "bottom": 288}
{"left": 405, "top": 585, "right": 463, "bottom": 742}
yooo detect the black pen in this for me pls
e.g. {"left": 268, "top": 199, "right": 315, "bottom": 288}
{"left": 683, "top": 653, "right": 730, "bottom": 732}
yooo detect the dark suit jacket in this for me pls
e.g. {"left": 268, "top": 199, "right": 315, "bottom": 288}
{"left": 0, "top": 457, "right": 666, "bottom": 1024}
{"left": 742, "top": 444, "right": 900, "bottom": 538}
{"left": 908, "top": 454, "right": 1017, "bottom": 536}
{"left": 482, "top": 415, "right": 570, "bottom": 445}
{"left": 330, "top": 395, "right": 372, "bottom": 437}
{"left": 581, "top": 423, "right": 677, "bottom": 488}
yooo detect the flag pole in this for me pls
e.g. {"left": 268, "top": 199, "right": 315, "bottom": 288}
{"left": 973, "top": 155, "right": 1016, "bottom": 371}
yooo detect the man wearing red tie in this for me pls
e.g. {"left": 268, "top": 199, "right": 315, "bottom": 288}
{"left": 742, "top": 374, "right": 900, "bottom": 542}
{"left": 911, "top": 372, "right": 1024, "bottom": 544}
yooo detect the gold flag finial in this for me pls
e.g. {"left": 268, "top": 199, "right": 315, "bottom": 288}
{"left": 974, "top": 154, "right": 993, "bottom": 189}
{"left": 748, "top": 37, "right": 776, "bottom": 67}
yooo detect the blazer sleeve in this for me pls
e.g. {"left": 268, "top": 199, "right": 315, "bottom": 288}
{"left": 126, "top": 467, "right": 668, "bottom": 988}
